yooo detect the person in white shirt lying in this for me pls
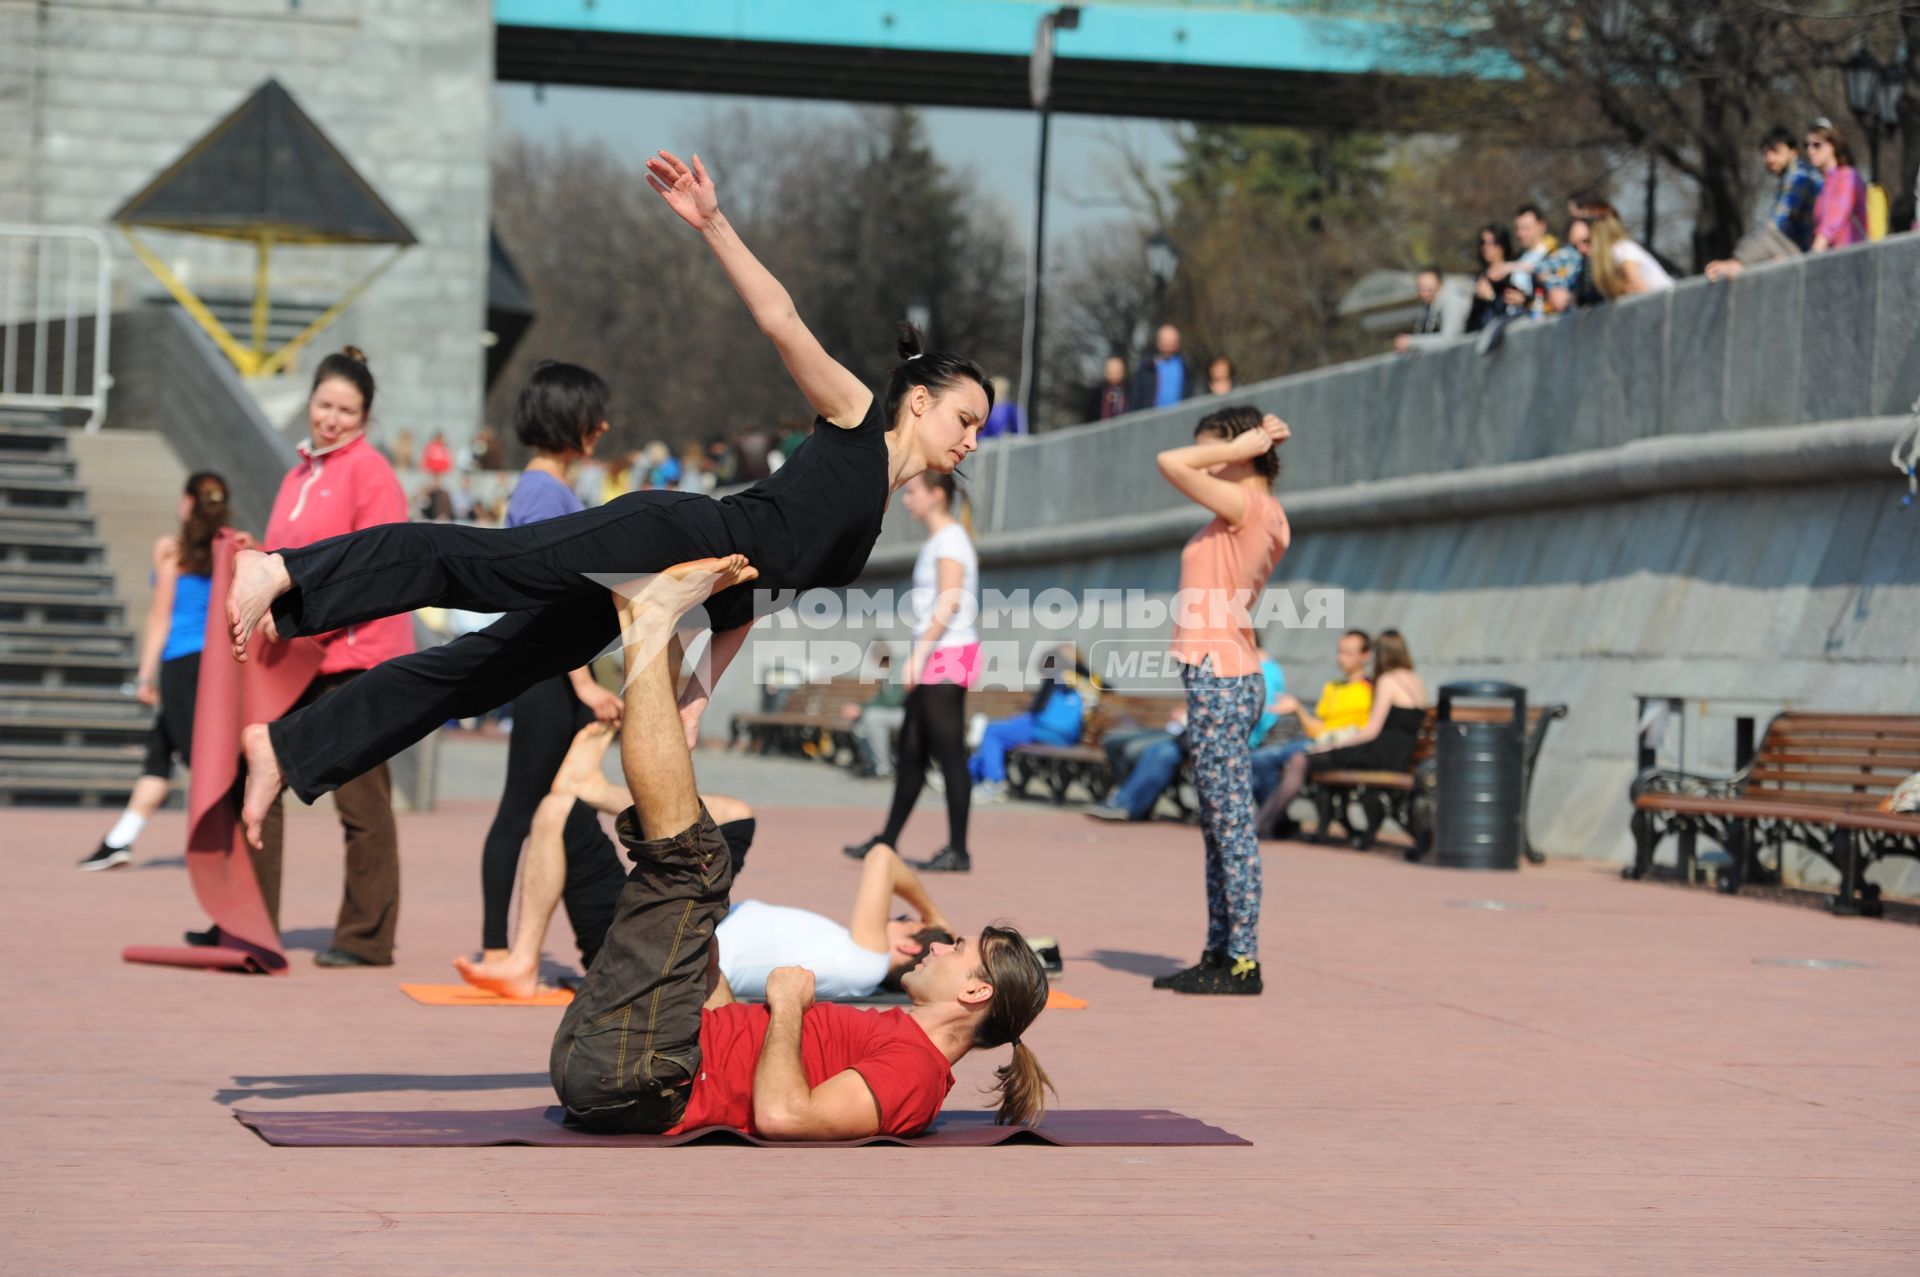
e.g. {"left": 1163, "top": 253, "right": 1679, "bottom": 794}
{"left": 455, "top": 721, "right": 953, "bottom": 1001}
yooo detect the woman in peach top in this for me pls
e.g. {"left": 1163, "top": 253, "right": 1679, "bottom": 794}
{"left": 1153, "top": 406, "right": 1291, "bottom": 995}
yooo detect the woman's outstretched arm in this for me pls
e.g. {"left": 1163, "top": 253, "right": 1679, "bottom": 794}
{"left": 647, "top": 150, "right": 872, "bottom": 429}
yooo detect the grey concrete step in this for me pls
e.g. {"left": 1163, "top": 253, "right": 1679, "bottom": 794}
{"left": 0, "top": 712, "right": 152, "bottom": 750}
{"left": 0, "top": 535, "right": 107, "bottom": 569}
{"left": 0, "top": 478, "right": 87, "bottom": 512}
{"left": 0, "top": 561, "right": 118, "bottom": 595}
{"left": 0, "top": 591, "right": 123, "bottom": 626}
{"left": 0, "top": 455, "right": 76, "bottom": 482}
{"left": 0, "top": 685, "right": 150, "bottom": 720}
{"left": 0, "top": 419, "right": 69, "bottom": 456}
{"left": 0, "top": 773, "right": 180, "bottom": 809}
{"left": 0, "top": 741, "right": 146, "bottom": 774}
{"left": 0, "top": 508, "right": 96, "bottom": 539}
{"left": 0, "top": 651, "right": 134, "bottom": 691}
{"left": 0, "top": 621, "right": 135, "bottom": 659}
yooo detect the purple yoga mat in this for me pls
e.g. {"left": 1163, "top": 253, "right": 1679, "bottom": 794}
{"left": 233, "top": 1105, "right": 1249, "bottom": 1148}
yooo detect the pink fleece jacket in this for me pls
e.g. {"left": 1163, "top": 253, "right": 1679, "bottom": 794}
{"left": 265, "top": 434, "right": 415, "bottom": 675}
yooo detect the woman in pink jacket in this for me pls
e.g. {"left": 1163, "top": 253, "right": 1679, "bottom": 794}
{"left": 254, "top": 346, "right": 413, "bottom": 967}
{"left": 1807, "top": 123, "right": 1867, "bottom": 252}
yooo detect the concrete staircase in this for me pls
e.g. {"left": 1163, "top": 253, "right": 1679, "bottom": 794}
{"left": 0, "top": 412, "right": 166, "bottom": 807}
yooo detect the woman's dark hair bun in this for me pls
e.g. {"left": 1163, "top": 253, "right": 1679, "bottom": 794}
{"left": 895, "top": 321, "right": 926, "bottom": 363}
{"left": 883, "top": 321, "right": 990, "bottom": 431}
{"left": 339, "top": 346, "right": 368, "bottom": 365}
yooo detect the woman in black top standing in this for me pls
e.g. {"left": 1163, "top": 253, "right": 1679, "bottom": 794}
{"left": 224, "top": 150, "right": 993, "bottom": 847}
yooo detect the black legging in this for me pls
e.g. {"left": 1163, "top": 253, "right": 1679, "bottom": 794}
{"left": 479, "top": 672, "right": 624, "bottom": 957}
{"left": 878, "top": 682, "right": 970, "bottom": 853}
{"left": 266, "top": 492, "right": 741, "bottom": 802}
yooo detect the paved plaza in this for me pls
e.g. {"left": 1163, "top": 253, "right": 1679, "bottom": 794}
{"left": 4, "top": 744, "right": 1917, "bottom": 1275}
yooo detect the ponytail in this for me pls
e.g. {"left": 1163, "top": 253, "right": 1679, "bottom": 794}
{"left": 884, "top": 321, "right": 993, "bottom": 429}
{"left": 920, "top": 470, "right": 973, "bottom": 539}
{"left": 991, "top": 1040, "right": 1055, "bottom": 1128}
{"left": 970, "top": 924, "right": 1055, "bottom": 1126}
{"left": 176, "top": 471, "right": 231, "bottom": 577}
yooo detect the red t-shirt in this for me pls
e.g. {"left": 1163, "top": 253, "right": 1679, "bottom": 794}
{"left": 672, "top": 1002, "right": 955, "bottom": 1137}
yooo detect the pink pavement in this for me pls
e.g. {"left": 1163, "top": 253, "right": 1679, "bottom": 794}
{"left": 5, "top": 794, "right": 1919, "bottom": 1274}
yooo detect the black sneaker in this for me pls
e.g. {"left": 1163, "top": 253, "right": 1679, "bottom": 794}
{"left": 313, "top": 948, "right": 388, "bottom": 968}
{"left": 1025, "top": 935, "right": 1064, "bottom": 974}
{"left": 78, "top": 841, "right": 131, "bottom": 871}
{"left": 843, "top": 835, "right": 882, "bottom": 862}
{"left": 913, "top": 846, "right": 971, "bottom": 873}
{"left": 1168, "top": 957, "right": 1263, "bottom": 996}
{"left": 1151, "top": 949, "right": 1224, "bottom": 989}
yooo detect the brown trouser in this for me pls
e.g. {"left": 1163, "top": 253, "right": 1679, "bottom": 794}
{"left": 550, "top": 805, "right": 732, "bottom": 1134}
{"left": 255, "top": 670, "right": 401, "bottom": 963}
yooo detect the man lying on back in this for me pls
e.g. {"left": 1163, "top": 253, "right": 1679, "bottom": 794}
{"left": 543, "top": 557, "right": 1053, "bottom": 1138}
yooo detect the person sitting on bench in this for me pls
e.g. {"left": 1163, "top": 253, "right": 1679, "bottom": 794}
{"left": 456, "top": 720, "right": 956, "bottom": 1002}
{"left": 545, "top": 558, "right": 1053, "bottom": 1136}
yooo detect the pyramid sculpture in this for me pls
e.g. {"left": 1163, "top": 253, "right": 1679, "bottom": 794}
{"left": 111, "top": 79, "right": 416, "bottom": 376}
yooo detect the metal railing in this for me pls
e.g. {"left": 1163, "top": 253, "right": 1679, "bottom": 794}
{"left": 0, "top": 224, "right": 114, "bottom": 432}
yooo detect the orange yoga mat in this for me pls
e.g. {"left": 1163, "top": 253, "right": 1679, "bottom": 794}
{"left": 123, "top": 532, "right": 326, "bottom": 976}
{"left": 1045, "top": 989, "right": 1089, "bottom": 1010}
{"left": 401, "top": 983, "right": 576, "bottom": 1007}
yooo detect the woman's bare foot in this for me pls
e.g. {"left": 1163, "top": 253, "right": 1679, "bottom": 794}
{"left": 239, "top": 723, "right": 284, "bottom": 850}
{"left": 453, "top": 950, "right": 542, "bottom": 1001}
{"left": 227, "top": 549, "right": 291, "bottom": 663}
{"left": 611, "top": 555, "right": 759, "bottom": 668}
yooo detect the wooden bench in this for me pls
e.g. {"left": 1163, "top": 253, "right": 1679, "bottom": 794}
{"left": 728, "top": 678, "right": 873, "bottom": 762}
{"left": 1302, "top": 702, "right": 1569, "bottom": 860}
{"left": 1629, "top": 712, "right": 1920, "bottom": 915}
{"left": 1006, "top": 691, "right": 1185, "bottom": 805}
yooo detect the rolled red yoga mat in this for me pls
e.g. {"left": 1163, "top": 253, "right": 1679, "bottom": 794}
{"left": 124, "top": 531, "right": 325, "bottom": 975}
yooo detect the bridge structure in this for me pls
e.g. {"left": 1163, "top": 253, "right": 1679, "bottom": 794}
{"left": 493, "top": 0, "right": 1482, "bottom": 127}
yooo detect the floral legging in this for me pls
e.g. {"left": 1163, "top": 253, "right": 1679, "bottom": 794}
{"left": 1184, "top": 663, "right": 1266, "bottom": 960}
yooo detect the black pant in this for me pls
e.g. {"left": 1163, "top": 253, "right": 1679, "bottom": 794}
{"left": 479, "top": 672, "right": 626, "bottom": 963}
{"left": 879, "top": 682, "right": 970, "bottom": 853}
{"left": 141, "top": 652, "right": 201, "bottom": 779}
{"left": 267, "top": 493, "right": 741, "bottom": 802}
{"left": 550, "top": 806, "right": 733, "bottom": 1135}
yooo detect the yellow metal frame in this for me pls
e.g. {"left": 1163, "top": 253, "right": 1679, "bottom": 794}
{"left": 118, "top": 225, "right": 407, "bottom": 377}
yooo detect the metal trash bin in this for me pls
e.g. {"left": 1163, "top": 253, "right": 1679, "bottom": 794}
{"left": 1433, "top": 681, "right": 1526, "bottom": 871}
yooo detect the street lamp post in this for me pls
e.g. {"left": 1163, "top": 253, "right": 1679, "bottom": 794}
{"left": 1844, "top": 46, "right": 1886, "bottom": 183}
{"left": 1145, "top": 230, "right": 1179, "bottom": 332}
{"left": 1023, "top": 5, "right": 1078, "bottom": 436}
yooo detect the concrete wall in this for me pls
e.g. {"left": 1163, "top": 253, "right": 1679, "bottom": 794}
{"left": 707, "top": 235, "right": 1920, "bottom": 887}
{"left": 3, "top": 0, "right": 492, "bottom": 446}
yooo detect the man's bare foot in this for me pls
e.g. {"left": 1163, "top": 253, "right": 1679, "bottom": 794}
{"left": 228, "top": 549, "right": 291, "bottom": 663}
{"left": 479, "top": 948, "right": 510, "bottom": 965}
{"left": 453, "top": 951, "right": 542, "bottom": 1001}
{"left": 239, "top": 723, "right": 284, "bottom": 850}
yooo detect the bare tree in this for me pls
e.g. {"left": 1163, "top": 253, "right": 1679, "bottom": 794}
{"left": 488, "top": 108, "right": 1024, "bottom": 460}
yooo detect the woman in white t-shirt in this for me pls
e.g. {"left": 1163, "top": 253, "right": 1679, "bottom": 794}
{"left": 845, "top": 472, "right": 980, "bottom": 873}
{"left": 1590, "top": 212, "right": 1675, "bottom": 298}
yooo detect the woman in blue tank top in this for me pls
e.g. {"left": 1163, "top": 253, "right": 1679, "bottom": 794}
{"left": 80, "top": 473, "right": 236, "bottom": 870}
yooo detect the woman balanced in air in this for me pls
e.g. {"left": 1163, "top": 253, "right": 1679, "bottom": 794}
{"left": 223, "top": 151, "right": 992, "bottom": 845}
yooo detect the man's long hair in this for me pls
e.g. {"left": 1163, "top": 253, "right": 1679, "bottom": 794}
{"left": 971, "top": 925, "right": 1054, "bottom": 1126}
